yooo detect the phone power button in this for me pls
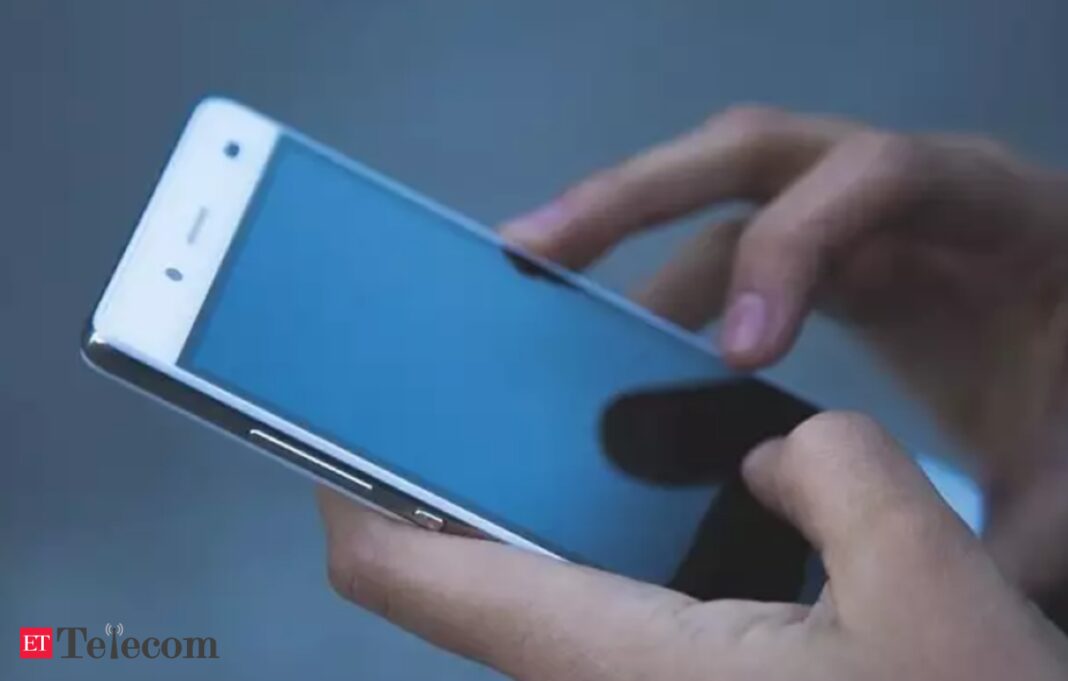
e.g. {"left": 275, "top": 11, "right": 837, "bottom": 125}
{"left": 412, "top": 508, "right": 445, "bottom": 532}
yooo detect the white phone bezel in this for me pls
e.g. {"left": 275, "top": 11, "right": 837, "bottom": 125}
{"left": 89, "top": 97, "right": 556, "bottom": 559}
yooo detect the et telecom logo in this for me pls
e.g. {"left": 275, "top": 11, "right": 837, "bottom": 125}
{"left": 19, "top": 628, "right": 52, "bottom": 659}
{"left": 20, "top": 623, "right": 219, "bottom": 660}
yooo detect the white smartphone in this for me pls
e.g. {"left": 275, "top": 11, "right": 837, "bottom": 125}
{"left": 85, "top": 98, "right": 816, "bottom": 595}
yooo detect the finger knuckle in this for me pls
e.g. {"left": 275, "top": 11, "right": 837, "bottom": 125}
{"left": 326, "top": 542, "right": 365, "bottom": 603}
{"left": 947, "top": 133, "right": 1012, "bottom": 160}
{"left": 326, "top": 550, "right": 359, "bottom": 604}
{"left": 325, "top": 528, "right": 393, "bottom": 612}
{"left": 871, "top": 505, "right": 934, "bottom": 547}
{"left": 842, "top": 131, "right": 929, "bottom": 195}
{"left": 564, "top": 167, "right": 620, "bottom": 203}
{"left": 563, "top": 161, "right": 666, "bottom": 231}
{"left": 737, "top": 224, "right": 821, "bottom": 286}
{"left": 867, "top": 503, "right": 971, "bottom": 569}
{"left": 787, "top": 411, "right": 884, "bottom": 455}
{"left": 844, "top": 130, "right": 920, "bottom": 165}
{"left": 744, "top": 222, "right": 810, "bottom": 258}
{"left": 706, "top": 104, "right": 787, "bottom": 140}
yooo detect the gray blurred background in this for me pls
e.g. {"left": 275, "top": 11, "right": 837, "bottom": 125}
{"left": 2, "top": 1, "right": 1066, "bottom": 679}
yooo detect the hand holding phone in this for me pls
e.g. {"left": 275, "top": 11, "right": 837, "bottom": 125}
{"left": 319, "top": 412, "right": 1068, "bottom": 681}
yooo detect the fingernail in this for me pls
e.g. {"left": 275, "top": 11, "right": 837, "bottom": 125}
{"left": 501, "top": 200, "right": 569, "bottom": 238}
{"left": 721, "top": 292, "right": 769, "bottom": 356}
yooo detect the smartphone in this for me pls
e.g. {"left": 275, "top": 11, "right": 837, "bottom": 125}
{"left": 85, "top": 98, "right": 817, "bottom": 596}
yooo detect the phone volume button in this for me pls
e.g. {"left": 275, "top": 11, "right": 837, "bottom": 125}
{"left": 248, "top": 428, "right": 374, "bottom": 492}
{"left": 412, "top": 508, "right": 445, "bottom": 532}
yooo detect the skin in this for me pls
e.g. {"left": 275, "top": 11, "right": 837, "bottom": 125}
{"left": 318, "top": 107, "right": 1068, "bottom": 679}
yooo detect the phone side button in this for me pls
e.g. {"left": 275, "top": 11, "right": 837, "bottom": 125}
{"left": 248, "top": 428, "right": 374, "bottom": 493}
{"left": 412, "top": 508, "right": 445, "bottom": 532}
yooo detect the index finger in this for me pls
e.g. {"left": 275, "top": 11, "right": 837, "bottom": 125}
{"left": 499, "top": 107, "right": 852, "bottom": 268}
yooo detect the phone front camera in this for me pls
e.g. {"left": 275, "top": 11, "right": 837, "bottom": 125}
{"left": 224, "top": 141, "right": 241, "bottom": 159}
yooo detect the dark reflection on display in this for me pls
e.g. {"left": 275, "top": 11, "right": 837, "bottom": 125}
{"left": 601, "top": 379, "right": 816, "bottom": 600}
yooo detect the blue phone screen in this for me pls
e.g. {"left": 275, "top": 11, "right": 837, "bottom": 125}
{"left": 180, "top": 135, "right": 739, "bottom": 584}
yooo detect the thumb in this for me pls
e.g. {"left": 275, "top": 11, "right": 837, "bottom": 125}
{"left": 741, "top": 412, "right": 984, "bottom": 617}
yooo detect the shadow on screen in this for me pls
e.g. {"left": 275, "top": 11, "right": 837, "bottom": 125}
{"left": 600, "top": 379, "right": 818, "bottom": 602}
{"left": 499, "top": 246, "right": 578, "bottom": 290}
